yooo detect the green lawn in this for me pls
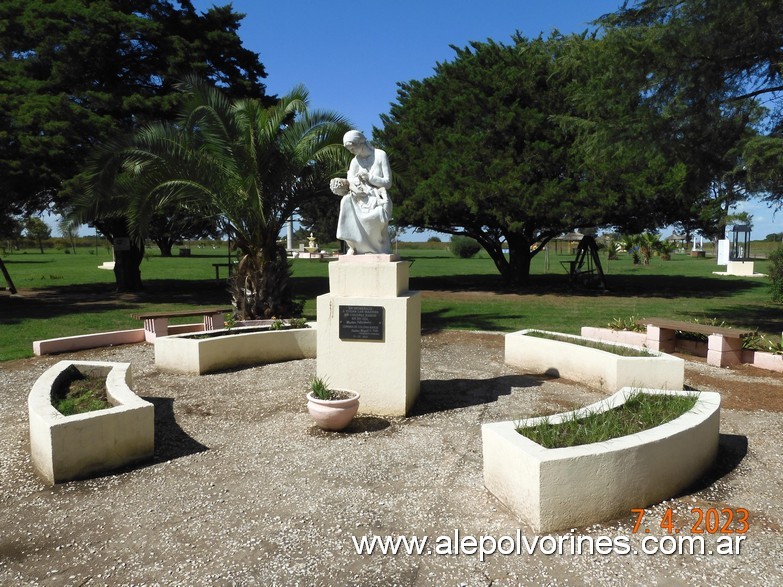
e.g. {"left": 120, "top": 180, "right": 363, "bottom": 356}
{"left": 1, "top": 244, "right": 781, "bottom": 362}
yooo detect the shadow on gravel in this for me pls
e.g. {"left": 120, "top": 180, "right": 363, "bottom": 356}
{"left": 342, "top": 416, "right": 393, "bottom": 433}
{"left": 146, "top": 397, "right": 209, "bottom": 462}
{"left": 411, "top": 374, "right": 542, "bottom": 416}
{"left": 306, "top": 416, "right": 395, "bottom": 438}
{"left": 682, "top": 433, "right": 749, "bottom": 497}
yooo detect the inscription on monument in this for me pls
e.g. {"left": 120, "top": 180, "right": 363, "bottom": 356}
{"left": 339, "top": 305, "right": 384, "bottom": 341}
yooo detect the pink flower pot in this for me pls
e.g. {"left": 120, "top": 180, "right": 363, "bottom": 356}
{"left": 306, "top": 391, "right": 360, "bottom": 431}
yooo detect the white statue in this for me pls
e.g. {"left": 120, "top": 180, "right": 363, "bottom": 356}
{"left": 330, "top": 130, "right": 393, "bottom": 254}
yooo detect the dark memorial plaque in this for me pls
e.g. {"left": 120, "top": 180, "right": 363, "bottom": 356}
{"left": 339, "top": 305, "right": 384, "bottom": 341}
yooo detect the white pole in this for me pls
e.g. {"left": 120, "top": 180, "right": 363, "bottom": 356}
{"left": 287, "top": 217, "right": 293, "bottom": 251}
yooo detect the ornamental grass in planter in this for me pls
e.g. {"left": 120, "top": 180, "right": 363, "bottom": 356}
{"left": 482, "top": 388, "right": 720, "bottom": 533}
{"left": 516, "top": 390, "right": 698, "bottom": 448}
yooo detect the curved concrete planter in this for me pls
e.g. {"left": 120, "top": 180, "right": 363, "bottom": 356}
{"left": 154, "top": 324, "right": 317, "bottom": 375}
{"left": 28, "top": 361, "right": 154, "bottom": 485}
{"left": 482, "top": 388, "right": 721, "bottom": 533}
{"left": 505, "top": 329, "right": 684, "bottom": 392}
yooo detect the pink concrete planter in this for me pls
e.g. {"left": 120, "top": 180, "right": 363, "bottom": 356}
{"left": 580, "top": 327, "right": 647, "bottom": 347}
{"left": 583, "top": 324, "right": 783, "bottom": 371}
{"left": 580, "top": 327, "right": 709, "bottom": 359}
{"left": 742, "top": 349, "right": 783, "bottom": 372}
{"left": 33, "top": 324, "right": 204, "bottom": 356}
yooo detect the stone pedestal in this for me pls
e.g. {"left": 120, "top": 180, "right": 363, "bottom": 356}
{"left": 317, "top": 255, "right": 421, "bottom": 417}
{"left": 726, "top": 260, "right": 755, "bottom": 276}
{"left": 645, "top": 325, "right": 676, "bottom": 353}
{"left": 707, "top": 334, "right": 743, "bottom": 367}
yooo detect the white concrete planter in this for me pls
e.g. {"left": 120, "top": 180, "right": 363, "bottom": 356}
{"left": 506, "top": 329, "right": 684, "bottom": 392}
{"left": 482, "top": 388, "right": 721, "bottom": 533}
{"left": 28, "top": 361, "right": 154, "bottom": 485}
{"left": 154, "top": 324, "right": 317, "bottom": 375}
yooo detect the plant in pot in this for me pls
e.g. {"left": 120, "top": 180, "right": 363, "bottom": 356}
{"left": 306, "top": 376, "right": 360, "bottom": 431}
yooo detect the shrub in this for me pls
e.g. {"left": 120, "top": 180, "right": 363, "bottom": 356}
{"left": 608, "top": 315, "right": 646, "bottom": 332}
{"left": 426, "top": 236, "right": 442, "bottom": 243}
{"left": 769, "top": 246, "right": 783, "bottom": 302}
{"left": 449, "top": 236, "right": 481, "bottom": 258}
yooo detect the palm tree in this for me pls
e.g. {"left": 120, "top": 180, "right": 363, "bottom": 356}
{"left": 637, "top": 232, "right": 662, "bottom": 265}
{"left": 657, "top": 239, "right": 677, "bottom": 261}
{"left": 76, "top": 77, "right": 350, "bottom": 316}
{"left": 620, "top": 234, "right": 641, "bottom": 264}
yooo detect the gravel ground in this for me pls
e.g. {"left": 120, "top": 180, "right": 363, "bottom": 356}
{"left": 0, "top": 330, "right": 781, "bottom": 586}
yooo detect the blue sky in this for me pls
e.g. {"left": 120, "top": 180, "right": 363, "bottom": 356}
{"left": 190, "top": 0, "right": 622, "bottom": 136}
{"left": 47, "top": 1, "right": 782, "bottom": 240}
{"left": 187, "top": 0, "right": 780, "bottom": 240}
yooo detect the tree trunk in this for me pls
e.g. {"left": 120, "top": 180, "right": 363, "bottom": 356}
{"left": 481, "top": 232, "right": 533, "bottom": 285}
{"left": 96, "top": 219, "right": 145, "bottom": 292}
{"left": 506, "top": 234, "right": 533, "bottom": 284}
{"left": 155, "top": 238, "right": 174, "bottom": 257}
{"left": 230, "top": 241, "right": 297, "bottom": 320}
{"left": 113, "top": 244, "right": 144, "bottom": 291}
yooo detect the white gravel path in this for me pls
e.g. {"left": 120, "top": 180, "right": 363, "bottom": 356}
{"left": 0, "top": 331, "right": 780, "bottom": 586}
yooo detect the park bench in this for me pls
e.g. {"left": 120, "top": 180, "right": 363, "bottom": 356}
{"left": 131, "top": 307, "right": 232, "bottom": 342}
{"left": 212, "top": 262, "right": 237, "bottom": 283}
{"left": 636, "top": 317, "right": 754, "bottom": 368}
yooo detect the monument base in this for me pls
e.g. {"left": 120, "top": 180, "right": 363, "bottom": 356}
{"left": 316, "top": 256, "right": 420, "bottom": 417}
{"left": 726, "top": 260, "right": 755, "bottom": 276}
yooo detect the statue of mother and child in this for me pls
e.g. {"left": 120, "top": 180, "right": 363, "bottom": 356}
{"left": 329, "top": 130, "right": 393, "bottom": 255}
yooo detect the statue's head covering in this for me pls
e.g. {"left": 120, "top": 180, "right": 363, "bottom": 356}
{"left": 343, "top": 130, "right": 367, "bottom": 146}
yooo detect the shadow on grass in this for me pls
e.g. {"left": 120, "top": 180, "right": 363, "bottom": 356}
{"left": 411, "top": 272, "right": 766, "bottom": 300}
{"left": 422, "top": 309, "right": 526, "bottom": 332}
{"left": 694, "top": 304, "right": 783, "bottom": 335}
{"left": 2, "top": 258, "right": 54, "bottom": 265}
{"left": 410, "top": 374, "right": 542, "bottom": 416}
{"left": 0, "top": 279, "right": 233, "bottom": 325}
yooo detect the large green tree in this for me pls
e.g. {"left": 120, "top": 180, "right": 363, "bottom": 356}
{"left": 147, "top": 206, "right": 220, "bottom": 257}
{"left": 599, "top": 0, "right": 782, "bottom": 214}
{"left": 0, "top": 0, "right": 269, "bottom": 224}
{"left": 376, "top": 34, "right": 683, "bottom": 284}
{"left": 75, "top": 79, "right": 349, "bottom": 312}
{"left": 23, "top": 217, "right": 51, "bottom": 253}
